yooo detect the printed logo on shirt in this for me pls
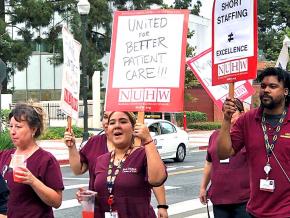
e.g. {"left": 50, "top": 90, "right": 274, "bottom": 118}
{"left": 122, "top": 167, "right": 138, "bottom": 173}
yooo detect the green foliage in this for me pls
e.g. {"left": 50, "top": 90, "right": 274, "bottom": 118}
{"left": 175, "top": 111, "right": 207, "bottom": 126}
{"left": 0, "top": 130, "right": 14, "bottom": 150}
{"left": 40, "top": 126, "right": 84, "bottom": 140}
{"left": 258, "top": 0, "right": 290, "bottom": 62}
{"left": 188, "top": 122, "right": 221, "bottom": 130}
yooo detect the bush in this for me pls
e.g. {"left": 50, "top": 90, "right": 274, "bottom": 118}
{"left": 188, "top": 122, "right": 221, "bottom": 130}
{"left": 175, "top": 111, "right": 207, "bottom": 126}
{"left": 40, "top": 126, "right": 84, "bottom": 140}
{"left": 0, "top": 131, "right": 15, "bottom": 150}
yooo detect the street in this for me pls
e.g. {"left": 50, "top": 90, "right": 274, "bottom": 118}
{"left": 53, "top": 150, "right": 213, "bottom": 218}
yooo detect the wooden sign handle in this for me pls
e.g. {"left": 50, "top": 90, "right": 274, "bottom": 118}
{"left": 229, "top": 82, "right": 235, "bottom": 99}
{"left": 134, "top": 111, "right": 144, "bottom": 146}
{"left": 67, "top": 116, "right": 72, "bottom": 133}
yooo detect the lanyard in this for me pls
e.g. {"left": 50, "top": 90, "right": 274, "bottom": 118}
{"left": 261, "top": 107, "right": 287, "bottom": 178}
{"left": 106, "top": 148, "right": 131, "bottom": 212}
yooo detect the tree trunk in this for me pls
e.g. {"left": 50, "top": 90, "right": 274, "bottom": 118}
{"left": 0, "top": 0, "right": 4, "bottom": 20}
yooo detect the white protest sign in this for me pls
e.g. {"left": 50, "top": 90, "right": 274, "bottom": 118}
{"left": 212, "top": 0, "right": 258, "bottom": 85}
{"left": 275, "top": 35, "right": 290, "bottom": 69}
{"left": 106, "top": 10, "right": 189, "bottom": 112}
{"left": 187, "top": 48, "right": 255, "bottom": 110}
{"left": 60, "top": 26, "right": 81, "bottom": 120}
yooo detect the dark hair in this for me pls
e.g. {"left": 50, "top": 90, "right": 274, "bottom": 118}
{"left": 257, "top": 67, "right": 290, "bottom": 106}
{"left": 8, "top": 103, "right": 45, "bottom": 138}
{"left": 108, "top": 112, "right": 136, "bottom": 127}
{"left": 235, "top": 98, "right": 244, "bottom": 112}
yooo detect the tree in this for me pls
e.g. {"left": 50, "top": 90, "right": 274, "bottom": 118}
{"left": 1, "top": 0, "right": 165, "bottom": 97}
{"left": 258, "top": 0, "right": 290, "bottom": 62}
{"left": 170, "top": 0, "right": 202, "bottom": 89}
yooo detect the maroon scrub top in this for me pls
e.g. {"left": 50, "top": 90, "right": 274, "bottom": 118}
{"left": 79, "top": 134, "right": 108, "bottom": 190}
{"left": 230, "top": 106, "right": 290, "bottom": 218}
{"left": 0, "top": 148, "right": 64, "bottom": 218}
{"left": 93, "top": 147, "right": 166, "bottom": 218}
{"left": 206, "top": 130, "right": 250, "bottom": 205}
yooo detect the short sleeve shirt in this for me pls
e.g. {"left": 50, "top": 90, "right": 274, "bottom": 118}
{"left": 0, "top": 148, "right": 64, "bottom": 218}
{"left": 230, "top": 106, "right": 290, "bottom": 217}
{"left": 206, "top": 130, "right": 250, "bottom": 205}
{"left": 93, "top": 147, "right": 167, "bottom": 218}
{"left": 79, "top": 134, "right": 108, "bottom": 189}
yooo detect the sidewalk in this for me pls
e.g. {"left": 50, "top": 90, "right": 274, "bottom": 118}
{"left": 38, "top": 130, "right": 213, "bottom": 165}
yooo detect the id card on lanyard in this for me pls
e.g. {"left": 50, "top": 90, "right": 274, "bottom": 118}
{"left": 105, "top": 211, "right": 119, "bottom": 218}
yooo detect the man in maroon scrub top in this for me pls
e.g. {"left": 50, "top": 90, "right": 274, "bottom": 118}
{"left": 218, "top": 67, "right": 290, "bottom": 218}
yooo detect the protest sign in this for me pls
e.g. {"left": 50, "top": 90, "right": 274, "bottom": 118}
{"left": 187, "top": 48, "right": 255, "bottom": 110}
{"left": 105, "top": 9, "right": 189, "bottom": 112}
{"left": 275, "top": 35, "right": 290, "bottom": 69}
{"left": 60, "top": 26, "right": 81, "bottom": 120}
{"left": 212, "top": 0, "right": 258, "bottom": 86}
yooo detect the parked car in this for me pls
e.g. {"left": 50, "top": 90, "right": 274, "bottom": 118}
{"left": 145, "top": 119, "right": 189, "bottom": 162}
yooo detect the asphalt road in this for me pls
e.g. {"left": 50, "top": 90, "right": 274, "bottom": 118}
{"left": 53, "top": 150, "right": 212, "bottom": 218}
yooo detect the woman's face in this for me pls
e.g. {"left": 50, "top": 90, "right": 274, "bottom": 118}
{"left": 102, "top": 111, "right": 112, "bottom": 133}
{"left": 107, "top": 112, "right": 134, "bottom": 148}
{"left": 9, "top": 117, "right": 36, "bottom": 148}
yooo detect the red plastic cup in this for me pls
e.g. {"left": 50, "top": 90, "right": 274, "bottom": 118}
{"left": 11, "top": 154, "right": 26, "bottom": 183}
{"left": 79, "top": 190, "right": 97, "bottom": 218}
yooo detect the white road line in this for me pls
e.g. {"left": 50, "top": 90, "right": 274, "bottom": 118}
{"left": 154, "top": 198, "right": 213, "bottom": 216}
{"left": 54, "top": 199, "right": 80, "bottom": 211}
{"left": 63, "top": 177, "right": 89, "bottom": 180}
{"left": 64, "top": 184, "right": 88, "bottom": 190}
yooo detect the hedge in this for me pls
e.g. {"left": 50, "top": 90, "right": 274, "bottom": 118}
{"left": 187, "top": 122, "right": 221, "bottom": 130}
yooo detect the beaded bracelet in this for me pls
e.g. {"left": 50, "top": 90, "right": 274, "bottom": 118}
{"left": 143, "top": 139, "right": 153, "bottom": 146}
{"left": 157, "top": 204, "right": 169, "bottom": 209}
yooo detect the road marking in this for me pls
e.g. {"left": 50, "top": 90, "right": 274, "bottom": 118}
{"left": 54, "top": 199, "right": 80, "bottom": 211}
{"left": 56, "top": 197, "right": 212, "bottom": 215}
{"left": 168, "top": 168, "right": 203, "bottom": 176}
{"left": 63, "top": 177, "right": 89, "bottom": 180}
{"left": 167, "top": 165, "right": 195, "bottom": 172}
{"left": 164, "top": 186, "right": 180, "bottom": 190}
{"left": 152, "top": 198, "right": 212, "bottom": 216}
{"left": 64, "top": 184, "right": 88, "bottom": 190}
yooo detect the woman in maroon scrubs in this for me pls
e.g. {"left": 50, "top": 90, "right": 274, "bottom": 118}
{"left": 64, "top": 111, "right": 169, "bottom": 217}
{"left": 0, "top": 103, "right": 64, "bottom": 218}
{"left": 93, "top": 112, "right": 167, "bottom": 218}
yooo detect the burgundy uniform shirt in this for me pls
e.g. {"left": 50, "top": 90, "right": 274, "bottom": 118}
{"left": 231, "top": 106, "right": 290, "bottom": 218}
{"left": 0, "top": 148, "right": 64, "bottom": 218}
{"left": 79, "top": 134, "right": 108, "bottom": 189}
{"left": 93, "top": 147, "right": 167, "bottom": 218}
{"left": 206, "top": 130, "right": 250, "bottom": 205}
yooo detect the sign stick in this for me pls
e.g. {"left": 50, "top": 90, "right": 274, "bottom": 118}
{"left": 67, "top": 116, "right": 72, "bottom": 133}
{"left": 134, "top": 111, "right": 144, "bottom": 146}
{"left": 229, "top": 82, "right": 235, "bottom": 99}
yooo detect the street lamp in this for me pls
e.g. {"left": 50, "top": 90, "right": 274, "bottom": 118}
{"left": 77, "top": 0, "right": 90, "bottom": 141}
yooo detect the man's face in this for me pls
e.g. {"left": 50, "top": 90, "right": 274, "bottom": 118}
{"left": 259, "top": 75, "right": 288, "bottom": 109}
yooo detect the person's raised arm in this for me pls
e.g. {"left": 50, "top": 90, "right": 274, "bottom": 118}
{"left": 64, "top": 130, "right": 88, "bottom": 175}
{"left": 134, "top": 123, "right": 167, "bottom": 186}
{"left": 199, "top": 160, "right": 212, "bottom": 205}
{"left": 217, "top": 97, "right": 236, "bottom": 159}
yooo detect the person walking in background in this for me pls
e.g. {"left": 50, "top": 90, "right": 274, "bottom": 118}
{"left": 218, "top": 67, "right": 290, "bottom": 217}
{"left": 92, "top": 111, "right": 167, "bottom": 217}
{"left": 64, "top": 111, "right": 169, "bottom": 217}
{"left": 0, "top": 103, "right": 64, "bottom": 218}
{"left": 199, "top": 98, "right": 251, "bottom": 218}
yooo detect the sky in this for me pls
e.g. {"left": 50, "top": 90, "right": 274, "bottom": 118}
{"left": 163, "top": 0, "right": 214, "bottom": 19}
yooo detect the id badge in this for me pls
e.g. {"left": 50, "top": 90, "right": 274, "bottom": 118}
{"left": 105, "top": 211, "right": 119, "bottom": 218}
{"left": 260, "top": 179, "right": 275, "bottom": 192}
{"left": 220, "top": 158, "right": 230, "bottom": 163}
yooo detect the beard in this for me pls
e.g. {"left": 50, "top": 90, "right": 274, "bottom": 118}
{"left": 259, "top": 94, "right": 284, "bottom": 109}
